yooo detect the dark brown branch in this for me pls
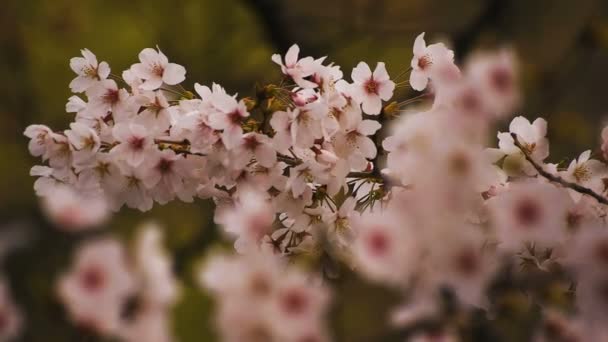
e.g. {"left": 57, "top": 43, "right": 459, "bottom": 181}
{"left": 510, "top": 133, "right": 608, "bottom": 205}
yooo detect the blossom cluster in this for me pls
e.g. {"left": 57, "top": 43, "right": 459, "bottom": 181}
{"left": 57, "top": 223, "right": 179, "bottom": 341}
{"left": 21, "top": 32, "right": 608, "bottom": 340}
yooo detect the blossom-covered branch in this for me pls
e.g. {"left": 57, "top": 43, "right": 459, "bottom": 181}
{"left": 511, "top": 132, "right": 608, "bottom": 205}
{"left": 20, "top": 32, "right": 608, "bottom": 341}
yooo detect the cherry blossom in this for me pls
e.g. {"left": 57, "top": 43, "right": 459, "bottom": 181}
{"left": 130, "top": 47, "right": 186, "bottom": 90}
{"left": 350, "top": 62, "right": 395, "bottom": 115}
{"left": 69, "top": 48, "right": 110, "bottom": 92}
{"left": 22, "top": 37, "right": 608, "bottom": 340}
{"left": 409, "top": 32, "right": 456, "bottom": 91}
{"left": 271, "top": 44, "right": 318, "bottom": 89}
{"left": 561, "top": 150, "right": 608, "bottom": 199}
{"left": 111, "top": 122, "right": 154, "bottom": 167}
{"left": 207, "top": 92, "right": 250, "bottom": 149}
{"left": 58, "top": 238, "right": 136, "bottom": 335}
{"left": 491, "top": 116, "right": 549, "bottom": 175}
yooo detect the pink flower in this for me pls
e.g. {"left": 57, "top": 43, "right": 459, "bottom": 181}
{"left": 334, "top": 119, "right": 381, "bottom": 170}
{"left": 466, "top": 49, "right": 520, "bottom": 117}
{"left": 494, "top": 116, "right": 549, "bottom": 176}
{"left": 271, "top": 44, "right": 318, "bottom": 89}
{"left": 24, "top": 124, "right": 53, "bottom": 157}
{"left": 111, "top": 123, "right": 154, "bottom": 167}
{"left": 351, "top": 62, "right": 395, "bottom": 115}
{"left": 130, "top": 47, "right": 186, "bottom": 91}
{"left": 69, "top": 48, "right": 110, "bottom": 93}
{"left": 232, "top": 132, "right": 277, "bottom": 168}
{"left": 41, "top": 185, "right": 109, "bottom": 231}
{"left": 409, "top": 32, "right": 456, "bottom": 91}
{"left": 353, "top": 212, "right": 420, "bottom": 285}
{"left": 57, "top": 239, "right": 135, "bottom": 335}
{"left": 207, "top": 93, "right": 250, "bottom": 150}
{"left": 487, "top": 180, "right": 570, "bottom": 251}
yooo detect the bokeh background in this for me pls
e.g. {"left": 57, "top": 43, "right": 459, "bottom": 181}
{"left": 3, "top": 0, "right": 608, "bottom": 340}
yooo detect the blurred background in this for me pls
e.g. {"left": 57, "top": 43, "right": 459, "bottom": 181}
{"left": 3, "top": 0, "right": 608, "bottom": 340}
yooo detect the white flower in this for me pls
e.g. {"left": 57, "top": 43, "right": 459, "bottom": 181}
{"left": 24, "top": 124, "right": 53, "bottom": 157}
{"left": 111, "top": 122, "right": 154, "bottom": 167}
{"left": 270, "top": 107, "right": 323, "bottom": 150}
{"left": 57, "top": 238, "right": 136, "bottom": 335}
{"left": 271, "top": 44, "right": 318, "bottom": 89}
{"left": 560, "top": 150, "right": 607, "bottom": 201}
{"left": 65, "top": 122, "right": 101, "bottom": 167}
{"left": 141, "top": 149, "right": 191, "bottom": 204}
{"left": 493, "top": 116, "right": 549, "bottom": 175}
{"left": 43, "top": 133, "right": 73, "bottom": 170}
{"left": 232, "top": 132, "right": 277, "bottom": 168}
{"left": 66, "top": 95, "right": 87, "bottom": 114}
{"left": 130, "top": 47, "right": 186, "bottom": 90}
{"left": 323, "top": 197, "right": 358, "bottom": 259}
{"left": 85, "top": 79, "right": 130, "bottom": 117}
{"left": 409, "top": 32, "right": 456, "bottom": 91}
{"left": 114, "top": 165, "right": 154, "bottom": 212}
{"left": 170, "top": 101, "right": 220, "bottom": 154}
{"left": 350, "top": 62, "right": 395, "bottom": 115}
{"left": 207, "top": 93, "right": 250, "bottom": 149}
{"left": 134, "top": 91, "right": 175, "bottom": 135}
{"left": 333, "top": 119, "right": 381, "bottom": 170}
{"left": 69, "top": 48, "right": 110, "bottom": 92}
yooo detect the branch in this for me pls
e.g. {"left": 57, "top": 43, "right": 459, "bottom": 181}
{"left": 510, "top": 133, "right": 608, "bottom": 205}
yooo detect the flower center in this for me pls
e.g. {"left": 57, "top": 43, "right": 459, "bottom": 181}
{"left": 83, "top": 66, "right": 98, "bottom": 78}
{"left": 367, "top": 229, "right": 390, "bottom": 257}
{"left": 514, "top": 197, "right": 542, "bottom": 227}
{"left": 157, "top": 158, "right": 173, "bottom": 174}
{"left": 80, "top": 265, "right": 105, "bottom": 293}
{"left": 490, "top": 67, "right": 512, "bottom": 93}
{"left": 128, "top": 136, "right": 145, "bottom": 150}
{"left": 244, "top": 135, "right": 261, "bottom": 150}
{"left": 418, "top": 55, "right": 432, "bottom": 70}
{"left": 281, "top": 289, "right": 308, "bottom": 316}
{"left": 522, "top": 142, "right": 536, "bottom": 155}
{"left": 365, "top": 79, "right": 379, "bottom": 95}
{"left": 151, "top": 63, "right": 164, "bottom": 77}
{"left": 103, "top": 89, "right": 120, "bottom": 105}
{"left": 573, "top": 165, "right": 590, "bottom": 182}
{"left": 455, "top": 248, "right": 479, "bottom": 276}
{"left": 127, "top": 175, "right": 141, "bottom": 188}
{"left": 229, "top": 110, "right": 243, "bottom": 125}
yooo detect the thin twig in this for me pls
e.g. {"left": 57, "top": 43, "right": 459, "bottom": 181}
{"left": 511, "top": 133, "right": 608, "bottom": 205}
